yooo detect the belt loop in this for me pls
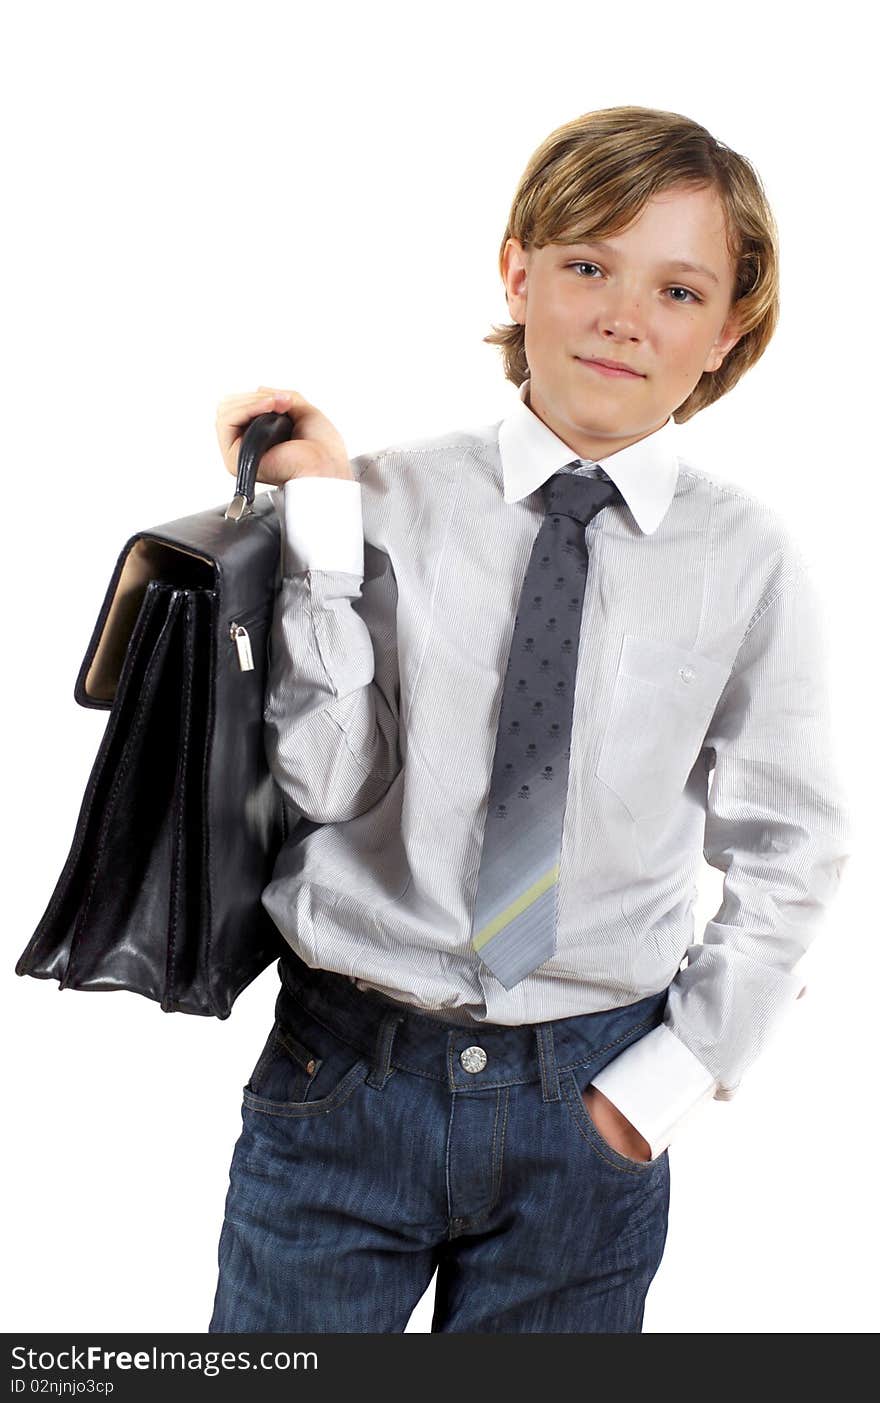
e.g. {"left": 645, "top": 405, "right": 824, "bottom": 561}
{"left": 365, "top": 1012, "right": 404, "bottom": 1090}
{"left": 535, "top": 1024, "right": 561, "bottom": 1102}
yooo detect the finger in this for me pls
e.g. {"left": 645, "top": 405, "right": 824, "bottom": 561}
{"left": 254, "top": 386, "right": 309, "bottom": 401}
{"left": 215, "top": 391, "right": 295, "bottom": 455}
{"left": 215, "top": 400, "right": 276, "bottom": 456}
{"left": 217, "top": 388, "right": 314, "bottom": 419}
{"left": 219, "top": 394, "right": 276, "bottom": 423}
{"left": 253, "top": 387, "right": 319, "bottom": 419}
{"left": 217, "top": 389, "right": 288, "bottom": 419}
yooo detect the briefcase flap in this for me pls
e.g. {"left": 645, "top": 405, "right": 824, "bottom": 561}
{"left": 73, "top": 491, "right": 280, "bottom": 710}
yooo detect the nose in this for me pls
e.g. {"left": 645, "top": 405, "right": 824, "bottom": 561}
{"left": 596, "top": 284, "right": 645, "bottom": 341}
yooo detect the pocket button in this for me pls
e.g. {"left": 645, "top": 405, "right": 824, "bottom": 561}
{"left": 679, "top": 664, "right": 696, "bottom": 683}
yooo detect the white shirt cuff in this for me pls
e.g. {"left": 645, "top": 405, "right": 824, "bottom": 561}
{"left": 589, "top": 1023, "right": 717, "bottom": 1159}
{"left": 279, "top": 476, "right": 364, "bottom": 576}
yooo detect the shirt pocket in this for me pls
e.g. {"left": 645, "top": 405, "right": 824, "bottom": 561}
{"left": 594, "top": 635, "right": 731, "bottom": 820}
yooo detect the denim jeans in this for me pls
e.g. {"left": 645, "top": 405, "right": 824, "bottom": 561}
{"left": 208, "top": 950, "right": 671, "bottom": 1334}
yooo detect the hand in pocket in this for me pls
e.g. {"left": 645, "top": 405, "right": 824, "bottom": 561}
{"left": 582, "top": 1083, "right": 653, "bottom": 1163}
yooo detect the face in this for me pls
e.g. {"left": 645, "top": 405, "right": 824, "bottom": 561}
{"left": 501, "top": 184, "right": 745, "bottom": 459}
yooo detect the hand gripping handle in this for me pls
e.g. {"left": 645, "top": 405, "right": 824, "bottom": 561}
{"left": 224, "top": 410, "right": 295, "bottom": 521}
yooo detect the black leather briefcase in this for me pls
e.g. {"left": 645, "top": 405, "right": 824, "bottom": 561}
{"left": 15, "top": 411, "right": 314, "bottom": 1017}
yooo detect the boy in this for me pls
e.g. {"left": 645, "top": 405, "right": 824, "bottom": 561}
{"left": 209, "top": 105, "right": 850, "bottom": 1333}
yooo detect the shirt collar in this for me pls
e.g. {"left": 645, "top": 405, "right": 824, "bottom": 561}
{"left": 497, "top": 377, "right": 681, "bottom": 535}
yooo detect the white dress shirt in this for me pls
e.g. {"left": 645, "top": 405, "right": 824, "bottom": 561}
{"left": 259, "top": 378, "right": 851, "bottom": 1158}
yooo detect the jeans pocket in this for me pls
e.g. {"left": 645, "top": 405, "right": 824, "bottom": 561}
{"left": 562, "top": 1067, "right": 667, "bottom": 1176}
{"left": 242, "top": 996, "right": 371, "bottom": 1118}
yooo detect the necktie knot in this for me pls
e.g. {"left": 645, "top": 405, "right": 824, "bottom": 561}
{"left": 541, "top": 467, "right": 622, "bottom": 526}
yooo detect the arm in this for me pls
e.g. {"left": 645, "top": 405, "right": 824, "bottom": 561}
{"left": 262, "top": 457, "right": 402, "bottom": 824}
{"left": 591, "top": 559, "right": 852, "bottom": 1159}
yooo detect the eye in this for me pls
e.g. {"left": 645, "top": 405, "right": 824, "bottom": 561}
{"left": 567, "top": 262, "right": 703, "bottom": 304}
{"left": 666, "top": 286, "right": 702, "bottom": 305}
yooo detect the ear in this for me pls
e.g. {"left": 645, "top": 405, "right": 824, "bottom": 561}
{"left": 502, "top": 237, "right": 529, "bottom": 323}
{"left": 705, "top": 307, "right": 746, "bottom": 374}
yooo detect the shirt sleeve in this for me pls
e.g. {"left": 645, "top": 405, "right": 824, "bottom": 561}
{"left": 591, "top": 557, "right": 853, "bottom": 1160}
{"left": 262, "top": 463, "right": 402, "bottom": 824}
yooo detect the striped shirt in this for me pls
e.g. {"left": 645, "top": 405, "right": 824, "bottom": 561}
{"left": 259, "top": 378, "right": 851, "bottom": 1158}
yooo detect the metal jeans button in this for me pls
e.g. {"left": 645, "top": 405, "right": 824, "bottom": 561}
{"left": 460, "top": 1046, "right": 488, "bottom": 1073}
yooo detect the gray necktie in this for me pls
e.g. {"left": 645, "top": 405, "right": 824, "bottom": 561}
{"left": 470, "top": 464, "right": 623, "bottom": 989}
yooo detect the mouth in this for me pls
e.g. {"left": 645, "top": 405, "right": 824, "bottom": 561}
{"left": 575, "top": 356, "right": 645, "bottom": 379}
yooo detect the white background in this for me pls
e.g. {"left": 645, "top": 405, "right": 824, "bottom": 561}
{"left": 3, "top": 0, "right": 876, "bottom": 1335}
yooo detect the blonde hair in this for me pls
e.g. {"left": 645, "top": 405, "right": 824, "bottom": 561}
{"left": 484, "top": 105, "right": 780, "bottom": 423}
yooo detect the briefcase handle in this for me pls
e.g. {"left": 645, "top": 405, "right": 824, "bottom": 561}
{"left": 225, "top": 410, "right": 294, "bottom": 522}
